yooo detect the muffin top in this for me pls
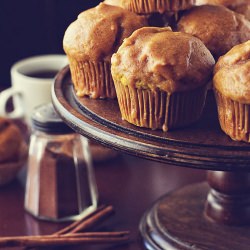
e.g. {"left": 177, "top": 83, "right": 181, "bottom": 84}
{"left": 63, "top": 3, "right": 147, "bottom": 62}
{"left": 213, "top": 41, "right": 250, "bottom": 104}
{"left": 111, "top": 27, "right": 215, "bottom": 93}
{"left": 177, "top": 5, "right": 250, "bottom": 59}
{"left": 0, "top": 118, "right": 23, "bottom": 163}
{"left": 104, "top": 0, "right": 195, "bottom": 14}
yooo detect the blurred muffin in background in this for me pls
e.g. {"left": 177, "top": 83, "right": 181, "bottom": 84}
{"left": 177, "top": 5, "right": 250, "bottom": 60}
{"left": 0, "top": 117, "right": 28, "bottom": 185}
{"left": 63, "top": 3, "right": 147, "bottom": 99}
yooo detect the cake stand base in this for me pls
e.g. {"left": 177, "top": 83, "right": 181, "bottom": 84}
{"left": 140, "top": 183, "right": 250, "bottom": 250}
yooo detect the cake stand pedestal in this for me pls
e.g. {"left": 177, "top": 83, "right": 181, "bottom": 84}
{"left": 140, "top": 172, "right": 250, "bottom": 250}
{"left": 52, "top": 66, "right": 250, "bottom": 250}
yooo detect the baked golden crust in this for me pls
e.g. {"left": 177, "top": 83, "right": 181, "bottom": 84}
{"left": 63, "top": 3, "right": 147, "bottom": 62}
{"left": 177, "top": 5, "right": 250, "bottom": 59}
{"left": 213, "top": 41, "right": 250, "bottom": 104}
{"left": 111, "top": 27, "right": 215, "bottom": 93}
{"left": 0, "top": 118, "right": 23, "bottom": 163}
{"left": 104, "top": 0, "right": 195, "bottom": 13}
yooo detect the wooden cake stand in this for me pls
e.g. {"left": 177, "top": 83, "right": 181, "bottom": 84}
{"left": 52, "top": 66, "right": 250, "bottom": 250}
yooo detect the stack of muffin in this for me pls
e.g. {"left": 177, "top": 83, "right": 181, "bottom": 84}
{"left": 63, "top": 0, "right": 250, "bottom": 142}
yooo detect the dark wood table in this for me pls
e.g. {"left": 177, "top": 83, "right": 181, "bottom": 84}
{"left": 0, "top": 152, "right": 206, "bottom": 249}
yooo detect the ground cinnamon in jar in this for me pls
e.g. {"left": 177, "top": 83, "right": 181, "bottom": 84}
{"left": 25, "top": 104, "right": 98, "bottom": 221}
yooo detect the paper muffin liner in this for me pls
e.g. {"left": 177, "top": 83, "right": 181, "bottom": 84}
{"left": 214, "top": 89, "right": 250, "bottom": 142}
{"left": 127, "top": 0, "right": 194, "bottom": 13}
{"left": 69, "top": 59, "right": 116, "bottom": 99}
{"left": 115, "top": 81, "right": 207, "bottom": 131}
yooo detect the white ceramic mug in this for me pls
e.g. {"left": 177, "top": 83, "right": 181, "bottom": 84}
{"left": 0, "top": 55, "right": 68, "bottom": 124}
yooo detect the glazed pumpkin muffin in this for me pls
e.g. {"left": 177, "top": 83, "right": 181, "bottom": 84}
{"left": 63, "top": 3, "right": 147, "bottom": 99}
{"left": 177, "top": 5, "right": 250, "bottom": 59}
{"left": 111, "top": 27, "right": 215, "bottom": 131}
{"left": 213, "top": 41, "right": 250, "bottom": 142}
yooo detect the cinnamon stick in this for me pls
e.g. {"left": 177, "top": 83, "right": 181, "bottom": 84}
{"left": 63, "top": 231, "right": 130, "bottom": 238}
{"left": 21, "top": 205, "right": 127, "bottom": 250}
{"left": 0, "top": 231, "right": 129, "bottom": 241}
{"left": 69, "top": 205, "right": 114, "bottom": 233}
{"left": 54, "top": 205, "right": 114, "bottom": 235}
{"left": 0, "top": 234, "right": 130, "bottom": 248}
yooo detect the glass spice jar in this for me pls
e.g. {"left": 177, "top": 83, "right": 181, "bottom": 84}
{"left": 25, "top": 103, "right": 98, "bottom": 221}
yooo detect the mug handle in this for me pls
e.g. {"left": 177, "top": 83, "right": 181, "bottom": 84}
{"left": 0, "top": 88, "right": 25, "bottom": 119}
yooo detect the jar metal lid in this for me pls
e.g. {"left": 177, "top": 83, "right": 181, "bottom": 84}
{"left": 32, "top": 103, "right": 73, "bottom": 134}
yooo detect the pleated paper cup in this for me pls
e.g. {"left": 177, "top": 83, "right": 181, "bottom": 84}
{"left": 125, "top": 0, "right": 194, "bottom": 13}
{"left": 214, "top": 89, "right": 250, "bottom": 142}
{"left": 69, "top": 59, "right": 116, "bottom": 99}
{"left": 115, "top": 81, "right": 207, "bottom": 131}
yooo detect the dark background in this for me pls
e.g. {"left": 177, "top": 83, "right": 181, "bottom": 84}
{"left": 0, "top": 0, "right": 101, "bottom": 88}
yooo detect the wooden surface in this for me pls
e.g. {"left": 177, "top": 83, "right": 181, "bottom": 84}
{"left": 206, "top": 171, "right": 250, "bottom": 225}
{"left": 52, "top": 66, "right": 250, "bottom": 171}
{"left": 0, "top": 154, "right": 206, "bottom": 250}
{"left": 140, "top": 183, "right": 250, "bottom": 250}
